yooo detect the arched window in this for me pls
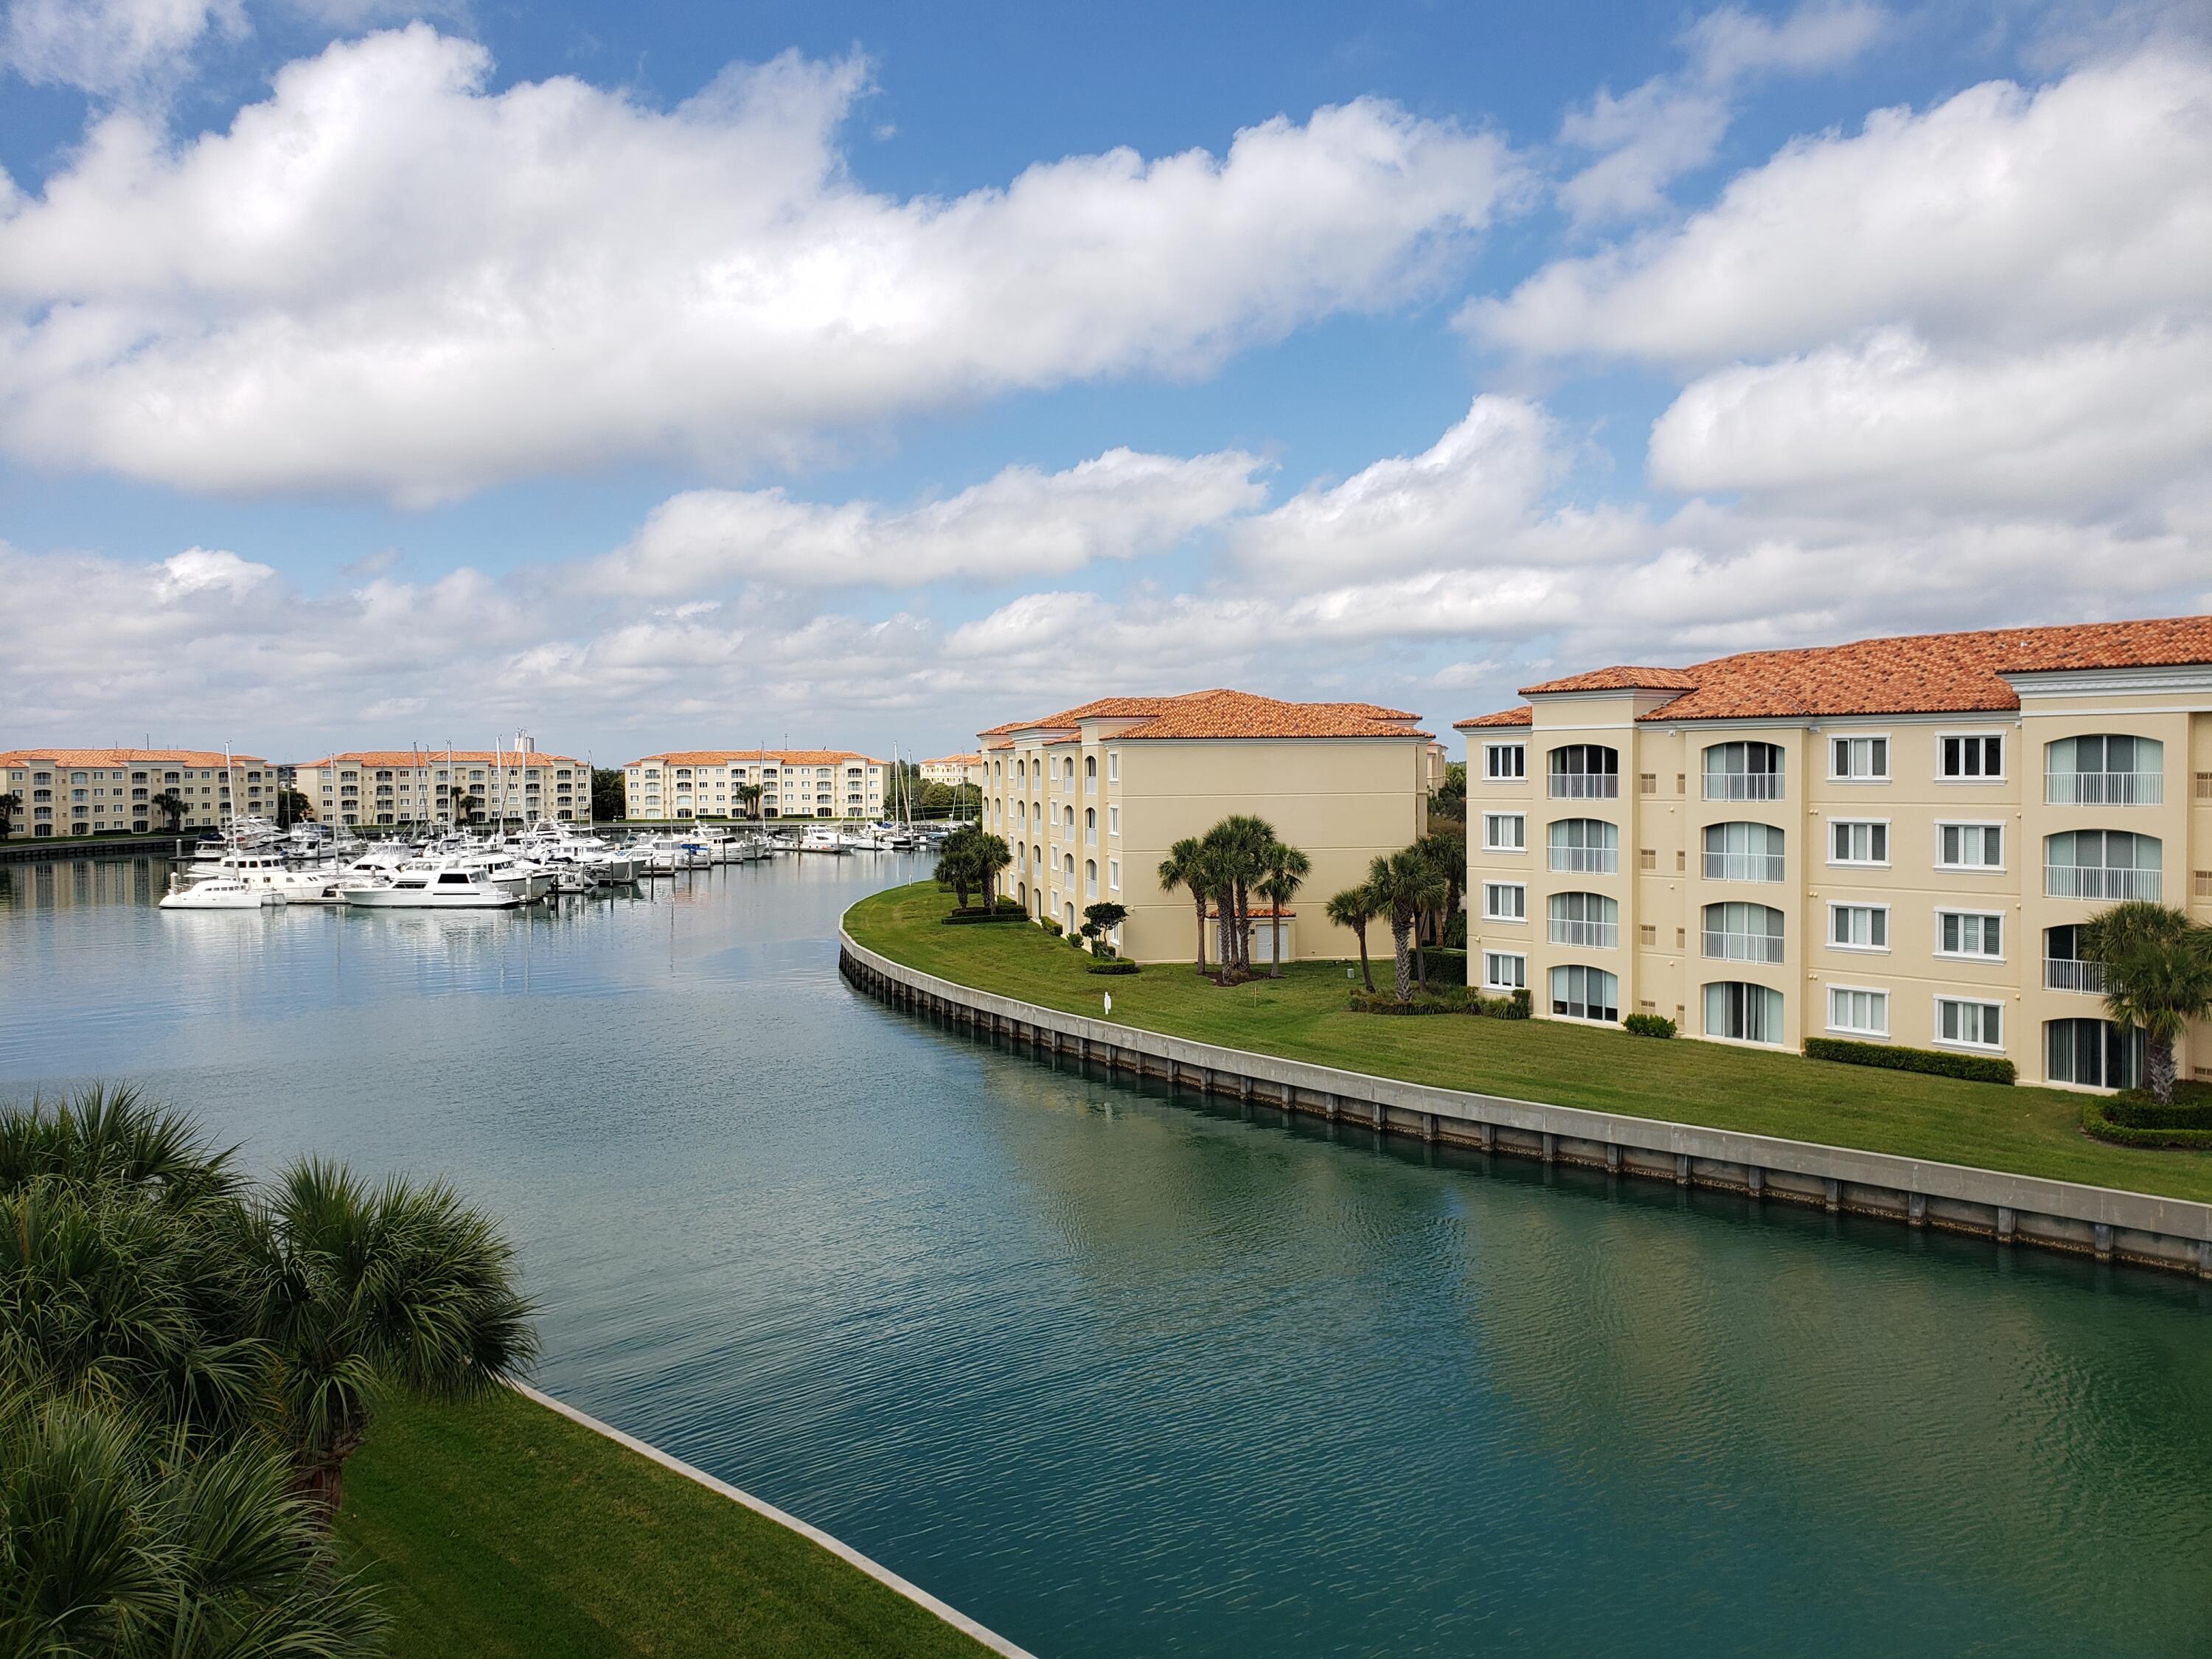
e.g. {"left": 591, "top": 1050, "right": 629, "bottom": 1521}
{"left": 1703, "top": 742, "right": 1784, "bottom": 801}
{"left": 1548, "top": 964, "right": 1618, "bottom": 1021}
{"left": 1547, "top": 891, "right": 1618, "bottom": 948}
{"left": 1015, "top": 759, "right": 1026, "bottom": 782}
{"left": 1085, "top": 858, "right": 1098, "bottom": 897}
{"left": 1547, "top": 818, "right": 1618, "bottom": 873}
{"left": 1063, "top": 852, "right": 1074, "bottom": 881}
{"left": 1705, "top": 981, "right": 1784, "bottom": 1043}
{"left": 2047, "top": 735, "right": 2161, "bottom": 804}
{"left": 1085, "top": 754, "right": 1096, "bottom": 779}
{"left": 2045, "top": 830, "right": 2160, "bottom": 901}
{"left": 2045, "top": 1018, "right": 2144, "bottom": 1089}
{"left": 1703, "top": 821, "right": 1785, "bottom": 882}
{"left": 1547, "top": 745, "right": 1618, "bottom": 799}
{"left": 1702, "top": 902, "right": 1784, "bottom": 963}
{"left": 1064, "top": 804, "right": 1075, "bottom": 832}
{"left": 1085, "top": 807, "right": 1096, "bottom": 844}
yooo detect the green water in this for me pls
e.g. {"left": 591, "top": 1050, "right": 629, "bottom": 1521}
{"left": 2, "top": 853, "right": 2207, "bottom": 1656}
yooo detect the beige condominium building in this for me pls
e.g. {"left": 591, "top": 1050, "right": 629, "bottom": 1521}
{"left": 0, "top": 749, "right": 272, "bottom": 838}
{"left": 919, "top": 753, "right": 984, "bottom": 787}
{"left": 292, "top": 746, "right": 586, "bottom": 827}
{"left": 1458, "top": 616, "right": 2212, "bottom": 1091}
{"left": 622, "top": 751, "right": 887, "bottom": 819}
{"left": 978, "top": 690, "right": 1432, "bottom": 963}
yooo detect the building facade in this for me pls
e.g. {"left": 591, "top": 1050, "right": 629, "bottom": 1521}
{"left": 291, "top": 747, "right": 586, "bottom": 827}
{"left": 919, "top": 754, "right": 984, "bottom": 787}
{"left": 978, "top": 691, "right": 1431, "bottom": 963}
{"left": 1459, "top": 618, "right": 2212, "bottom": 1090}
{"left": 622, "top": 751, "right": 887, "bottom": 819}
{"left": 0, "top": 749, "right": 273, "bottom": 838}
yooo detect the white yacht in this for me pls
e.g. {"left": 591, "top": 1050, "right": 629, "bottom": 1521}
{"left": 342, "top": 865, "right": 522, "bottom": 908}
{"left": 161, "top": 878, "right": 285, "bottom": 911}
{"left": 456, "top": 850, "right": 552, "bottom": 901}
{"left": 799, "top": 826, "right": 847, "bottom": 854}
{"left": 182, "top": 847, "right": 344, "bottom": 901}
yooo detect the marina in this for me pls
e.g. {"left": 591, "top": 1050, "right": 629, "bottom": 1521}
{"left": 3, "top": 850, "right": 2205, "bottom": 1659}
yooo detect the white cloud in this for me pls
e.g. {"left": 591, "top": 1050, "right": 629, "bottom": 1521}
{"left": 1648, "top": 323, "right": 2212, "bottom": 515}
{"left": 597, "top": 445, "right": 1268, "bottom": 594}
{"left": 1556, "top": 2, "right": 1886, "bottom": 224}
{"left": 153, "top": 545, "right": 276, "bottom": 597}
{"left": 1480, "top": 47, "right": 2212, "bottom": 363}
{"left": 0, "top": 0, "right": 242, "bottom": 98}
{"left": 0, "top": 24, "right": 1524, "bottom": 504}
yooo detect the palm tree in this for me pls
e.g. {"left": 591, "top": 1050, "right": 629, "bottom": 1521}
{"left": 737, "top": 782, "right": 764, "bottom": 821}
{"left": 1367, "top": 846, "right": 1447, "bottom": 1004}
{"left": 2082, "top": 901, "right": 2212, "bottom": 1103}
{"left": 1416, "top": 827, "right": 1464, "bottom": 945}
{"left": 453, "top": 789, "right": 482, "bottom": 826}
{"left": 150, "top": 790, "right": 186, "bottom": 832}
{"left": 1256, "top": 841, "right": 1312, "bottom": 978}
{"left": 0, "top": 789, "right": 19, "bottom": 838}
{"left": 1201, "top": 815, "right": 1277, "bottom": 982}
{"left": 1157, "top": 838, "right": 1214, "bottom": 973}
{"left": 1325, "top": 883, "right": 1380, "bottom": 992}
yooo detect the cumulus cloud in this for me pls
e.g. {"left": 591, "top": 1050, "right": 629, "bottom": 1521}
{"left": 596, "top": 446, "right": 1268, "bottom": 594}
{"left": 0, "top": 24, "right": 1523, "bottom": 504}
{"left": 1479, "top": 47, "right": 2211, "bottom": 363}
{"left": 0, "top": 0, "right": 243, "bottom": 98}
{"left": 1556, "top": 1, "right": 1886, "bottom": 224}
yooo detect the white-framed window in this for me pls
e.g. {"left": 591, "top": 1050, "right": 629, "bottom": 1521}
{"left": 1482, "top": 881, "right": 1526, "bottom": 922}
{"left": 1549, "top": 964, "right": 1618, "bottom": 1022}
{"left": 1935, "top": 997, "right": 2004, "bottom": 1050}
{"left": 1482, "top": 951, "right": 1526, "bottom": 992}
{"left": 1937, "top": 821, "right": 2004, "bottom": 871}
{"left": 1108, "top": 858, "right": 1121, "bottom": 892}
{"left": 1939, "top": 733, "right": 2004, "bottom": 781}
{"left": 1482, "top": 812, "right": 1526, "bottom": 852}
{"left": 1485, "top": 742, "right": 1526, "bottom": 781}
{"left": 1827, "top": 987, "right": 1889, "bottom": 1037}
{"left": 1829, "top": 735, "right": 1891, "bottom": 782}
{"left": 1936, "top": 910, "right": 2004, "bottom": 959}
{"left": 1704, "top": 981, "right": 1785, "bottom": 1043}
{"left": 1107, "top": 805, "right": 1119, "bottom": 837}
{"left": 1828, "top": 902, "right": 1889, "bottom": 951}
{"left": 1829, "top": 820, "right": 1889, "bottom": 866}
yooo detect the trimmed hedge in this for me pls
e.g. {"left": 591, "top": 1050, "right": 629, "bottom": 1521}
{"left": 1086, "top": 960, "right": 1141, "bottom": 975}
{"left": 1804, "top": 1035, "right": 2016, "bottom": 1085}
{"left": 1469, "top": 987, "right": 1531, "bottom": 1020}
{"left": 1350, "top": 987, "right": 1466, "bottom": 1015}
{"left": 939, "top": 902, "right": 1026, "bottom": 925}
{"left": 2081, "top": 1085, "right": 2212, "bottom": 1148}
{"left": 1624, "top": 1013, "right": 1676, "bottom": 1039}
{"left": 1041, "top": 919, "right": 1063, "bottom": 936}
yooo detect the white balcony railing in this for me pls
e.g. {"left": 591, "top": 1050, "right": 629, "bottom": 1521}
{"left": 1703, "top": 853, "right": 1786, "bottom": 883}
{"left": 1548, "top": 846, "right": 1618, "bottom": 874}
{"left": 1548, "top": 774, "right": 1620, "bottom": 799}
{"left": 2045, "top": 771, "right": 2162, "bottom": 805}
{"left": 1703, "top": 931, "right": 1784, "bottom": 964}
{"left": 2045, "top": 866, "right": 2161, "bottom": 902}
{"left": 1548, "top": 918, "right": 1618, "bottom": 949}
{"left": 1703, "top": 774, "right": 1783, "bottom": 801}
{"left": 2043, "top": 958, "right": 2107, "bottom": 994}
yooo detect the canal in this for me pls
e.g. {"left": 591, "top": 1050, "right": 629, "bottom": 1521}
{"left": 3, "top": 853, "right": 2207, "bottom": 1656}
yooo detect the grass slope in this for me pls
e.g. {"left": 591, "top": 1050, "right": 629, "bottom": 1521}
{"left": 848, "top": 882, "right": 2212, "bottom": 1204}
{"left": 337, "top": 1387, "right": 997, "bottom": 1659}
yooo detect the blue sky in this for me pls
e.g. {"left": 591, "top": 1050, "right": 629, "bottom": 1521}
{"left": 1, "top": 0, "right": 2206, "bottom": 762}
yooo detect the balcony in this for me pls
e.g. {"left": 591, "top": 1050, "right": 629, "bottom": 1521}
{"left": 1548, "top": 918, "right": 1618, "bottom": 949}
{"left": 1548, "top": 774, "right": 1619, "bottom": 800}
{"left": 2045, "top": 771, "right": 2162, "bottom": 806}
{"left": 1703, "top": 853, "right": 1785, "bottom": 883}
{"left": 2045, "top": 866, "right": 2160, "bottom": 902}
{"left": 2043, "top": 958, "right": 2107, "bottom": 994}
{"left": 1703, "top": 931, "right": 1784, "bottom": 964}
{"left": 1548, "top": 846, "right": 1617, "bottom": 874}
{"left": 1703, "top": 773, "right": 1783, "bottom": 801}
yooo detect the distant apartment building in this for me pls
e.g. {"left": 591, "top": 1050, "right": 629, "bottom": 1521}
{"left": 978, "top": 690, "right": 1431, "bottom": 961}
{"left": 622, "top": 751, "right": 887, "bottom": 819}
{"left": 292, "top": 746, "right": 585, "bottom": 827}
{"left": 0, "top": 749, "right": 271, "bottom": 838}
{"left": 919, "top": 753, "right": 984, "bottom": 787}
{"left": 1459, "top": 617, "right": 2212, "bottom": 1091}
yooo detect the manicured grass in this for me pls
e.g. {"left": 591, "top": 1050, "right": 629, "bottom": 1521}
{"left": 336, "top": 1386, "right": 998, "bottom": 1659}
{"left": 848, "top": 882, "right": 2212, "bottom": 1203}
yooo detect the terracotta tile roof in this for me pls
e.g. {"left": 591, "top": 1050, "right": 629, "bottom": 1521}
{"left": 1482, "top": 614, "right": 2212, "bottom": 726}
{"left": 623, "top": 749, "right": 880, "bottom": 768}
{"left": 983, "top": 689, "right": 1430, "bottom": 742}
{"left": 920, "top": 753, "right": 981, "bottom": 766}
{"left": 299, "top": 750, "right": 584, "bottom": 769}
{"left": 0, "top": 748, "right": 268, "bottom": 768}
{"left": 1453, "top": 706, "right": 1533, "bottom": 729}
{"left": 1519, "top": 666, "right": 1700, "bottom": 695}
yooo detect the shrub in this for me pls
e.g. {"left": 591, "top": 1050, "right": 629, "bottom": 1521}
{"left": 1804, "top": 1035, "right": 2015, "bottom": 1085}
{"left": 2081, "top": 1083, "right": 2212, "bottom": 1147}
{"left": 1466, "top": 987, "right": 1533, "bottom": 1020}
{"left": 940, "top": 905, "right": 1026, "bottom": 925}
{"left": 1087, "top": 960, "right": 1141, "bottom": 975}
{"left": 1624, "top": 1013, "right": 1677, "bottom": 1039}
{"left": 1349, "top": 988, "right": 1466, "bottom": 1015}
{"left": 1042, "top": 919, "right": 1062, "bottom": 936}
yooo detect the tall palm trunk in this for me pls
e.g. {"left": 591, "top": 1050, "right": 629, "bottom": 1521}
{"left": 1388, "top": 911, "right": 1414, "bottom": 1004}
{"left": 1266, "top": 902, "right": 1282, "bottom": 978}
{"left": 1354, "top": 920, "right": 1374, "bottom": 992}
{"left": 1192, "top": 893, "right": 1208, "bottom": 973}
{"left": 2149, "top": 1033, "right": 2178, "bottom": 1104}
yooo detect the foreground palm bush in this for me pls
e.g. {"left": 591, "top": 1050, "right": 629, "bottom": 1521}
{"left": 0, "top": 1084, "right": 538, "bottom": 1655}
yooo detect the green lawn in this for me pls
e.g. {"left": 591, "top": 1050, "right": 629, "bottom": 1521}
{"left": 847, "top": 882, "right": 2212, "bottom": 1203}
{"left": 336, "top": 1386, "right": 1000, "bottom": 1659}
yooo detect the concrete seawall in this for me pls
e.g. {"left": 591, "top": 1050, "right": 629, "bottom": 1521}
{"left": 840, "top": 931, "right": 2212, "bottom": 1281}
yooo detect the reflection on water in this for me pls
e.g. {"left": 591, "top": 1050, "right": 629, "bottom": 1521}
{"left": 3, "top": 855, "right": 2208, "bottom": 1658}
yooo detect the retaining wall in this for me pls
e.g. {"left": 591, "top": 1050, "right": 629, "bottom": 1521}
{"left": 840, "top": 932, "right": 2212, "bottom": 1281}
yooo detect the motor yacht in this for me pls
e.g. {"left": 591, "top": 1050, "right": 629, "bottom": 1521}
{"left": 799, "top": 826, "right": 847, "bottom": 854}
{"left": 341, "top": 864, "right": 522, "bottom": 908}
{"left": 181, "top": 846, "right": 345, "bottom": 901}
{"left": 160, "top": 878, "right": 285, "bottom": 911}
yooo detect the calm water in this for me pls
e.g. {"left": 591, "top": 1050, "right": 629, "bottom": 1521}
{"left": 3, "top": 854, "right": 2208, "bottom": 1657}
